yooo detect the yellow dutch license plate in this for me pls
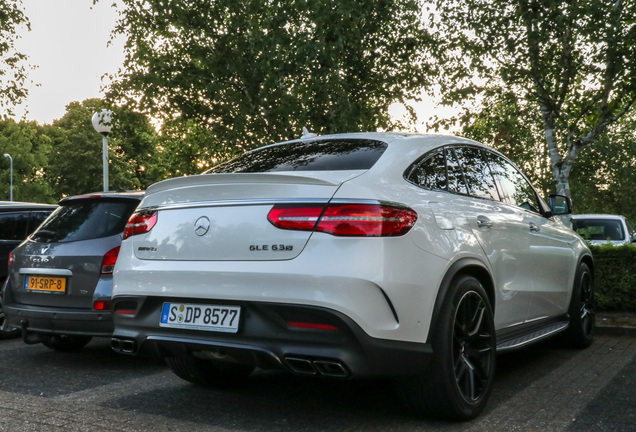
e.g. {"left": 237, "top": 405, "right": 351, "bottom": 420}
{"left": 25, "top": 276, "right": 66, "bottom": 294}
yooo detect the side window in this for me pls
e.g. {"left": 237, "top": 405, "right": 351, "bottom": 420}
{"left": 453, "top": 146, "right": 499, "bottom": 200}
{"left": 0, "top": 213, "right": 29, "bottom": 241}
{"left": 487, "top": 153, "right": 541, "bottom": 213}
{"left": 405, "top": 148, "right": 447, "bottom": 191}
{"left": 445, "top": 147, "right": 469, "bottom": 195}
{"left": 29, "top": 211, "right": 51, "bottom": 234}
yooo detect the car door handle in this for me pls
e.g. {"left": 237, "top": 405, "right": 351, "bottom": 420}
{"left": 477, "top": 217, "right": 492, "bottom": 230}
{"left": 529, "top": 222, "right": 540, "bottom": 233}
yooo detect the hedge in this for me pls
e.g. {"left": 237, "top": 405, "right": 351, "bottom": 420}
{"left": 589, "top": 244, "right": 636, "bottom": 312}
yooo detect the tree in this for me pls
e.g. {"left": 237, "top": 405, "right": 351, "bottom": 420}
{"left": 431, "top": 0, "right": 636, "bottom": 197}
{"left": 0, "top": 118, "right": 55, "bottom": 203}
{"left": 569, "top": 112, "right": 636, "bottom": 221}
{"left": 47, "top": 99, "right": 161, "bottom": 197}
{"left": 0, "top": 0, "right": 30, "bottom": 115}
{"left": 103, "top": 0, "right": 431, "bottom": 153}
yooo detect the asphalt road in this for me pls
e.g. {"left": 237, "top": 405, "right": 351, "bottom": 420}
{"left": 0, "top": 333, "right": 634, "bottom": 432}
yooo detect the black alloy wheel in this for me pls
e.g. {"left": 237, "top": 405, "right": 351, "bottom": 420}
{"left": 565, "top": 262, "right": 595, "bottom": 348}
{"left": 452, "top": 290, "right": 495, "bottom": 405}
{"left": 395, "top": 275, "right": 496, "bottom": 420}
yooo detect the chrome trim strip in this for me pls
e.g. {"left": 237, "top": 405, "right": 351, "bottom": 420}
{"left": 496, "top": 321, "right": 569, "bottom": 353}
{"left": 19, "top": 268, "right": 73, "bottom": 276}
{"left": 140, "top": 198, "right": 387, "bottom": 212}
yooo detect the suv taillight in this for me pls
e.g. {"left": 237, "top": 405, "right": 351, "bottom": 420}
{"left": 101, "top": 246, "right": 120, "bottom": 275}
{"left": 268, "top": 203, "right": 417, "bottom": 237}
{"left": 8, "top": 253, "right": 14, "bottom": 272}
{"left": 123, "top": 211, "right": 158, "bottom": 240}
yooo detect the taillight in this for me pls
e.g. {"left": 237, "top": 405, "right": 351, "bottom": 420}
{"left": 8, "top": 253, "right": 14, "bottom": 272}
{"left": 101, "top": 246, "right": 120, "bottom": 275}
{"left": 93, "top": 300, "right": 111, "bottom": 311}
{"left": 123, "top": 211, "right": 158, "bottom": 240}
{"left": 268, "top": 203, "right": 417, "bottom": 237}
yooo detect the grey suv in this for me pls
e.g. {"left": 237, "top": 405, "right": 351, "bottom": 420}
{"left": 0, "top": 201, "right": 57, "bottom": 339}
{"left": 2, "top": 192, "right": 142, "bottom": 350}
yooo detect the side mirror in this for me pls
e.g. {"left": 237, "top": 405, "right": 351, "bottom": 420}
{"left": 548, "top": 194, "right": 572, "bottom": 216}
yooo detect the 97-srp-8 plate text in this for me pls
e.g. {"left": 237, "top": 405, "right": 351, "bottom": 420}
{"left": 160, "top": 302, "right": 240, "bottom": 333}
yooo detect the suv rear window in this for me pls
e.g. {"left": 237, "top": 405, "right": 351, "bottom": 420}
{"left": 30, "top": 199, "right": 139, "bottom": 243}
{"left": 206, "top": 139, "right": 387, "bottom": 173}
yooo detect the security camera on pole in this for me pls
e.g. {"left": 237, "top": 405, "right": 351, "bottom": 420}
{"left": 91, "top": 109, "right": 114, "bottom": 192}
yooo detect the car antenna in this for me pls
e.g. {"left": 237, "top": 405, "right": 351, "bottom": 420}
{"left": 301, "top": 127, "right": 317, "bottom": 139}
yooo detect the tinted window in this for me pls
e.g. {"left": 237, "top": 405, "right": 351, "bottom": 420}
{"left": 446, "top": 147, "right": 469, "bottom": 195}
{"left": 573, "top": 219, "right": 625, "bottom": 241}
{"left": 454, "top": 146, "right": 500, "bottom": 201}
{"left": 0, "top": 213, "right": 29, "bottom": 241}
{"left": 405, "top": 148, "right": 447, "bottom": 190}
{"left": 488, "top": 154, "right": 541, "bottom": 212}
{"left": 29, "top": 211, "right": 51, "bottom": 231}
{"left": 207, "top": 139, "right": 387, "bottom": 173}
{"left": 31, "top": 200, "right": 139, "bottom": 243}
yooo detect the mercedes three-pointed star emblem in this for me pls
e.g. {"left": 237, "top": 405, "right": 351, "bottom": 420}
{"left": 194, "top": 216, "right": 210, "bottom": 236}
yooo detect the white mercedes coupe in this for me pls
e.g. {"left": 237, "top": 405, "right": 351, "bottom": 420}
{"left": 111, "top": 132, "right": 594, "bottom": 420}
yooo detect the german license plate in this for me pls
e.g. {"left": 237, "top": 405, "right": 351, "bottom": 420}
{"left": 25, "top": 276, "right": 66, "bottom": 294}
{"left": 160, "top": 302, "right": 240, "bottom": 333}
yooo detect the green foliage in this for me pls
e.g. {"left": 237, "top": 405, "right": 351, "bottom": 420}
{"left": 0, "top": 0, "right": 30, "bottom": 114}
{"left": 431, "top": 0, "right": 636, "bottom": 197}
{"left": 47, "top": 99, "right": 162, "bottom": 196}
{"left": 104, "top": 0, "right": 431, "bottom": 150}
{"left": 0, "top": 118, "right": 55, "bottom": 203}
{"left": 569, "top": 113, "right": 636, "bottom": 222}
{"left": 590, "top": 244, "right": 636, "bottom": 312}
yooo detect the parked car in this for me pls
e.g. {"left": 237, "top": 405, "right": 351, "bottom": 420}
{"left": 110, "top": 133, "right": 593, "bottom": 420}
{"left": 571, "top": 214, "right": 636, "bottom": 246}
{"left": 0, "top": 201, "right": 57, "bottom": 339}
{"left": 1, "top": 191, "right": 143, "bottom": 350}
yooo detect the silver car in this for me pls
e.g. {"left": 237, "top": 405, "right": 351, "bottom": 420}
{"left": 2, "top": 191, "right": 142, "bottom": 350}
{"left": 110, "top": 133, "right": 593, "bottom": 420}
{"left": 572, "top": 214, "right": 636, "bottom": 246}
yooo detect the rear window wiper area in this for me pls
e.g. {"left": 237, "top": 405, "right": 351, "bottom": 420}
{"left": 31, "top": 229, "right": 60, "bottom": 242}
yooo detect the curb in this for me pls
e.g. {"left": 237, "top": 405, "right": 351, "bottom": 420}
{"left": 596, "top": 313, "right": 636, "bottom": 337}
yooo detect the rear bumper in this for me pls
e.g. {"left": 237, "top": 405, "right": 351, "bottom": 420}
{"left": 111, "top": 296, "right": 433, "bottom": 378}
{"left": 3, "top": 302, "right": 113, "bottom": 337}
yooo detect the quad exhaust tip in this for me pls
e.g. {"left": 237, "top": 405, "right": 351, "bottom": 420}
{"left": 285, "top": 356, "right": 349, "bottom": 378}
{"left": 111, "top": 337, "right": 136, "bottom": 354}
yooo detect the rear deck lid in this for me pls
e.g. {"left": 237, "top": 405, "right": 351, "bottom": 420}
{"left": 130, "top": 138, "right": 389, "bottom": 261}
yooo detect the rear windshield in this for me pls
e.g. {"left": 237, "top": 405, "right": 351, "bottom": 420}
{"left": 30, "top": 199, "right": 139, "bottom": 243}
{"left": 206, "top": 139, "right": 387, "bottom": 173}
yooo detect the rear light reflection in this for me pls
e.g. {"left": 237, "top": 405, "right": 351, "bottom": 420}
{"left": 268, "top": 203, "right": 417, "bottom": 237}
{"left": 287, "top": 321, "right": 338, "bottom": 330}
{"left": 123, "top": 211, "right": 158, "bottom": 240}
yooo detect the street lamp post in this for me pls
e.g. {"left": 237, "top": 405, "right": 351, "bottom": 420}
{"left": 91, "top": 109, "right": 114, "bottom": 192}
{"left": 3, "top": 153, "right": 12, "bottom": 201}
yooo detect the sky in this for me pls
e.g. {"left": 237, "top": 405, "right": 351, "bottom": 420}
{"left": 11, "top": 0, "right": 125, "bottom": 124}
{"left": 10, "top": 0, "right": 452, "bottom": 130}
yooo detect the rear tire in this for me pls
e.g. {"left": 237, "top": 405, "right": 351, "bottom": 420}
{"left": 396, "top": 275, "right": 496, "bottom": 420}
{"left": 165, "top": 353, "right": 254, "bottom": 387}
{"left": 565, "top": 262, "right": 594, "bottom": 348}
{"left": 41, "top": 335, "right": 92, "bottom": 351}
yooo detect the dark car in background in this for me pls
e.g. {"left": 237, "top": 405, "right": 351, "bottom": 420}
{"left": 1, "top": 192, "right": 143, "bottom": 350}
{"left": 0, "top": 201, "right": 57, "bottom": 339}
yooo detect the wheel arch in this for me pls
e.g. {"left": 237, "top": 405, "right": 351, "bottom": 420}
{"left": 579, "top": 253, "right": 594, "bottom": 277}
{"left": 427, "top": 258, "right": 495, "bottom": 344}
